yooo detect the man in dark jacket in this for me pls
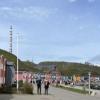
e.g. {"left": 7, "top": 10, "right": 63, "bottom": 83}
{"left": 36, "top": 78, "right": 42, "bottom": 94}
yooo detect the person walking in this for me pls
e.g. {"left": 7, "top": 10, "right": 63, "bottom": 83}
{"left": 44, "top": 79, "right": 50, "bottom": 95}
{"left": 36, "top": 78, "right": 42, "bottom": 95}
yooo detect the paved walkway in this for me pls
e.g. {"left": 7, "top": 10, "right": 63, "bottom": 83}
{"left": 59, "top": 84, "right": 100, "bottom": 97}
{"left": 0, "top": 86, "right": 100, "bottom": 100}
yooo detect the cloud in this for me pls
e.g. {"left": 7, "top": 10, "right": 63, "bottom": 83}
{"left": 88, "top": 55, "right": 100, "bottom": 64}
{"left": 88, "top": 0, "right": 95, "bottom": 3}
{"left": 69, "top": 14, "right": 79, "bottom": 21}
{"left": 68, "top": 0, "right": 78, "bottom": 3}
{"left": 98, "top": 24, "right": 100, "bottom": 29}
{"left": 79, "top": 26, "right": 84, "bottom": 30}
{"left": 69, "top": 0, "right": 95, "bottom": 3}
{"left": 0, "top": 6, "right": 58, "bottom": 20}
{"left": 30, "top": 54, "right": 84, "bottom": 63}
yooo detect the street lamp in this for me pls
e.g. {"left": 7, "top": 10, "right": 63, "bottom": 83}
{"left": 32, "top": 75, "right": 34, "bottom": 94}
{"left": 16, "top": 33, "right": 19, "bottom": 92}
{"left": 88, "top": 72, "right": 91, "bottom": 95}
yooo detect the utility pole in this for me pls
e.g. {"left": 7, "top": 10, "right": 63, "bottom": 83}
{"left": 9, "top": 25, "right": 13, "bottom": 53}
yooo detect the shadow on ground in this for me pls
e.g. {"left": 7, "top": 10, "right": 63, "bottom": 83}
{"left": 0, "top": 94, "right": 13, "bottom": 100}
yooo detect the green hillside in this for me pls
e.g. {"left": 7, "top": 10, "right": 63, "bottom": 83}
{"left": 0, "top": 49, "right": 40, "bottom": 72}
{"left": 1, "top": 49, "right": 100, "bottom": 75}
{"left": 39, "top": 61, "right": 100, "bottom": 76}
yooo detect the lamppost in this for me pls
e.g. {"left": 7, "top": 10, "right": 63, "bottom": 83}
{"left": 16, "top": 33, "right": 19, "bottom": 93}
{"left": 32, "top": 75, "right": 34, "bottom": 94}
{"left": 88, "top": 72, "right": 91, "bottom": 95}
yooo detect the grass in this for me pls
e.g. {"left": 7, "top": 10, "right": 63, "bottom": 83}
{"left": 56, "top": 85, "right": 88, "bottom": 94}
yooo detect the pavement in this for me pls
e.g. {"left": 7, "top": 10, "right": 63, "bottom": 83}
{"left": 59, "top": 84, "right": 100, "bottom": 97}
{"left": 0, "top": 86, "right": 100, "bottom": 100}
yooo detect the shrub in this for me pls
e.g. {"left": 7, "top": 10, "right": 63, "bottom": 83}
{"left": 19, "top": 80, "right": 23, "bottom": 87}
{"left": 0, "top": 87, "right": 4, "bottom": 93}
{"left": 0, "top": 86, "right": 13, "bottom": 94}
{"left": 22, "top": 82, "right": 33, "bottom": 94}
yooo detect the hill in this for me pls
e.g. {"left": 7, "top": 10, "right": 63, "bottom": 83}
{"left": 88, "top": 55, "right": 100, "bottom": 65}
{"left": 0, "top": 49, "right": 40, "bottom": 72}
{"left": 1, "top": 49, "right": 100, "bottom": 75}
{"left": 38, "top": 61, "right": 100, "bottom": 76}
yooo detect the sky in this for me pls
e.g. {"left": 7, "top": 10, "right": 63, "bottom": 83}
{"left": 0, "top": 0, "right": 100, "bottom": 63}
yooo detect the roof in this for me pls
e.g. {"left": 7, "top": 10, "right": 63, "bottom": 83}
{"left": 7, "top": 61, "right": 14, "bottom": 66}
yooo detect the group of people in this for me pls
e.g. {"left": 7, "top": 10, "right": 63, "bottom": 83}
{"left": 36, "top": 78, "right": 50, "bottom": 95}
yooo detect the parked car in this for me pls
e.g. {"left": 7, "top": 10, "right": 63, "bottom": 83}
{"left": 90, "top": 84, "right": 100, "bottom": 90}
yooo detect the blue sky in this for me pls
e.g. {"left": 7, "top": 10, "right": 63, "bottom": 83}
{"left": 0, "top": 0, "right": 100, "bottom": 63}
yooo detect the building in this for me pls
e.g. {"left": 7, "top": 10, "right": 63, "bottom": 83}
{"left": 5, "top": 61, "right": 15, "bottom": 87}
{"left": 73, "top": 75, "right": 81, "bottom": 82}
{"left": 15, "top": 71, "right": 33, "bottom": 83}
{"left": 44, "top": 65, "right": 61, "bottom": 82}
{"left": 0, "top": 55, "right": 6, "bottom": 87}
{"left": 0, "top": 55, "right": 15, "bottom": 87}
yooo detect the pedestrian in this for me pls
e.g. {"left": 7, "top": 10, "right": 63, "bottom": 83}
{"left": 36, "top": 78, "right": 42, "bottom": 95}
{"left": 44, "top": 79, "right": 50, "bottom": 95}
